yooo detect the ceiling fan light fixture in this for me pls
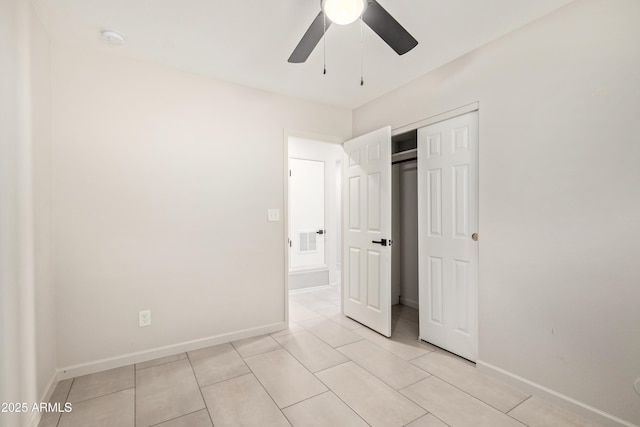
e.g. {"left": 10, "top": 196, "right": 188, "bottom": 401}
{"left": 322, "top": 0, "right": 366, "bottom": 25}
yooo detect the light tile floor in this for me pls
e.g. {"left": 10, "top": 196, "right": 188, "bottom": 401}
{"left": 40, "top": 284, "right": 600, "bottom": 427}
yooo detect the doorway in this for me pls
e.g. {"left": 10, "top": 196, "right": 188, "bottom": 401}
{"left": 287, "top": 137, "right": 342, "bottom": 291}
{"left": 391, "top": 130, "right": 420, "bottom": 338}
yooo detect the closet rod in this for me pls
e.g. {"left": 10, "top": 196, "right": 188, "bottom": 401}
{"left": 391, "top": 148, "right": 417, "bottom": 165}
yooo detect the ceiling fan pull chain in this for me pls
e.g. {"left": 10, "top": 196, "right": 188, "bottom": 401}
{"left": 360, "top": 16, "right": 364, "bottom": 86}
{"left": 323, "top": 11, "right": 327, "bottom": 75}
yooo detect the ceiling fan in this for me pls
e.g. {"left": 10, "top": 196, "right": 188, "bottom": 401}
{"left": 288, "top": 0, "right": 418, "bottom": 63}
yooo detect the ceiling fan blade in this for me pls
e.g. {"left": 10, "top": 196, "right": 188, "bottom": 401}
{"left": 288, "top": 11, "right": 332, "bottom": 63}
{"left": 362, "top": 0, "right": 418, "bottom": 55}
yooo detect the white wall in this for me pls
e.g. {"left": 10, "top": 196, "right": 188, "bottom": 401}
{"left": 396, "top": 161, "right": 419, "bottom": 309}
{"left": 0, "top": 3, "right": 28, "bottom": 426}
{"left": 52, "top": 45, "right": 351, "bottom": 373}
{"left": 353, "top": 0, "right": 640, "bottom": 425}
{"left": 30, "top": 0, "right": 56, "bottom": 412}
{"left": 0, "top": 1, "right": 55, "bottom": 426}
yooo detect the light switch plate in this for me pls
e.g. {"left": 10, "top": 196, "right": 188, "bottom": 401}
{"left": 267, "top": 209, "right": 280, "bottom": 222}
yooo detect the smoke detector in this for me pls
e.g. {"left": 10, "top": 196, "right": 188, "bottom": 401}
{"left": 101, "top": 30, "right": 125, "bottom": 46}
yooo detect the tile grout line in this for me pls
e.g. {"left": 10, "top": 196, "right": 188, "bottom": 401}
{"left": 198, "top": 371, "right": 254, "bottom": 390}
{"left": 271, "top": 326, "right": 307, "bottom": 339}
{"left": 338, "top": 351, "right": 428, "bottom": 393}
{"left": 232, "top": 335, "right": 284, "bottom": 359}
{"left": 402, "top": 412, "right": 452, "bottom": 427}
{"left": 242, "top": 334, "right": 358, "bottom": 422}
{"left": 310, "top": 363, "right": 374, "bottom": 427}
{"left": 273, "top": 333, "right": 332, "bottom": 375}
{"left": 229, "top": 340, "right": 253, "bottom": 373}
{"left": 402, "top": 412, "right": 430, "bottom": 427}
{"left": 397, "top": 374, "right": 529, "bottom": 426}
{"left": 406, "top": 350, "right": 433, "bottom": 363}
{"left": 189, "top": 344, "right": 256, "bottom": 390}
{"left": 64, "top": 386, "right": 135, "bottom": 406}
{"left": 296, "top": 318, "right": 366, "bottom": 349}
{"left": 54, "top": 377, "right": 74, "bottom": 427}
{"left": 354, "top": 329, "right": 435, "bottom": 361}
{"left": 147, "top": 408, "right": 205, "bottom": 427}
{"left": 428, "top": 412, "right": 452, "bottom": 427}
{"left": 402, "top": 358, "right": 533, "bottom": 417}
{"left": 240, "top": 359, "right": 294, "bottom": 426}
{"left": 231, "top": 341, "right": 294, "bottom": 426}
{"left": 505, "top": 395, "right": 533, "bottom": 420}
{"left": 186, "top": 351, "right": 215, "bottom": 427}
{"left": 135, "top": 355, "right": 187, "bottom": 372}
{"left": 333, "top": 340, "right": 433, "bottom": 393}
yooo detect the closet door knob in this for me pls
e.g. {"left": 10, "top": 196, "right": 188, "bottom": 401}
{"left": 472, "top": 233, "right": 478, "bottom": 241}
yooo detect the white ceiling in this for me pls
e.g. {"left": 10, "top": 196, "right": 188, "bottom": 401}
{"left": 33, "top": 0, "right": 574, "bottom": 109}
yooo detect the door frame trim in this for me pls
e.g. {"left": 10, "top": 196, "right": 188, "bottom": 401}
{"left": 392, "top": 102, "right": 479, "bottom": 136}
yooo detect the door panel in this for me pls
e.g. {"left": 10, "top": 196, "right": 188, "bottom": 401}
{"left": 289, "top": 158, "right": 325, "bottom": 270}
{"left": 428, "top": 169, "right": 442, "bottom": 236}
{"left": 348, "top": 176, "right": 361, "bottom": 229}
{"left": 429, "top": 256, "right": 443, "bottom": 324}
{"left": 348, "top": 248, "right": 361, "bottom": 301}
{"left": 418, "top": 111, "right": 478, "bottom": 361}
{"left": 343, "top": 127, "right": 392, "bottom": 337}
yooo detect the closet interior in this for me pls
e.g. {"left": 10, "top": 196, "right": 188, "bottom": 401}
{"left": 391, "top": 130, "right": 419, "bottom": 320}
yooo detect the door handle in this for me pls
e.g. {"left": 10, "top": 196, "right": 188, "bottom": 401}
{"left": 316, "top": 229, "right": 325, "bottom": 235}
{"left": 372, "top": 239, "right": 388, "bottom": 246}
{"left": 472, "top": 233, "right": 478, "bottom": 241}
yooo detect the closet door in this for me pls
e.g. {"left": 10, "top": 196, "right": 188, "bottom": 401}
{"left": 342, "top": 127, "right": 392, "bottom": 337}
{"left": 418, "top": 111, "right": 479, "bottom": 361}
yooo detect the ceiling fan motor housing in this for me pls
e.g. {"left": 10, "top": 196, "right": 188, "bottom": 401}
{"left": 288, "top": 0, "right": 417, "bottom": 63}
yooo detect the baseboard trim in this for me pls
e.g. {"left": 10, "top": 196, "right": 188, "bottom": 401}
{"left": 27, "top": 372, "right": 58, "bottom": 427}
{"left": 288, "top": 284, "right": 332, "bottom": 294}
{"left": 399, "top": 297, "right": 419, "bottom": 310}
{"left": 288, "top": 268, "right": 330, "bottom": 290}
{"left": 57, "top": 322, "right": 286, "bottom": 380}
{"left": 476, "top": 361, "right": 637, "bottom": 427}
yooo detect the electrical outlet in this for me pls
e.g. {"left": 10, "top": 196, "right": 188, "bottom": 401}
{"left": 139, "top": 310, "right": 151, "bottom": 327}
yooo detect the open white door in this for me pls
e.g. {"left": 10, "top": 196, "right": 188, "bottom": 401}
{"left": 418, "top": 111, "right": 479, "bottom": 361}
{"left": 342, "top": 127, "right": 392, "bottom": 337}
